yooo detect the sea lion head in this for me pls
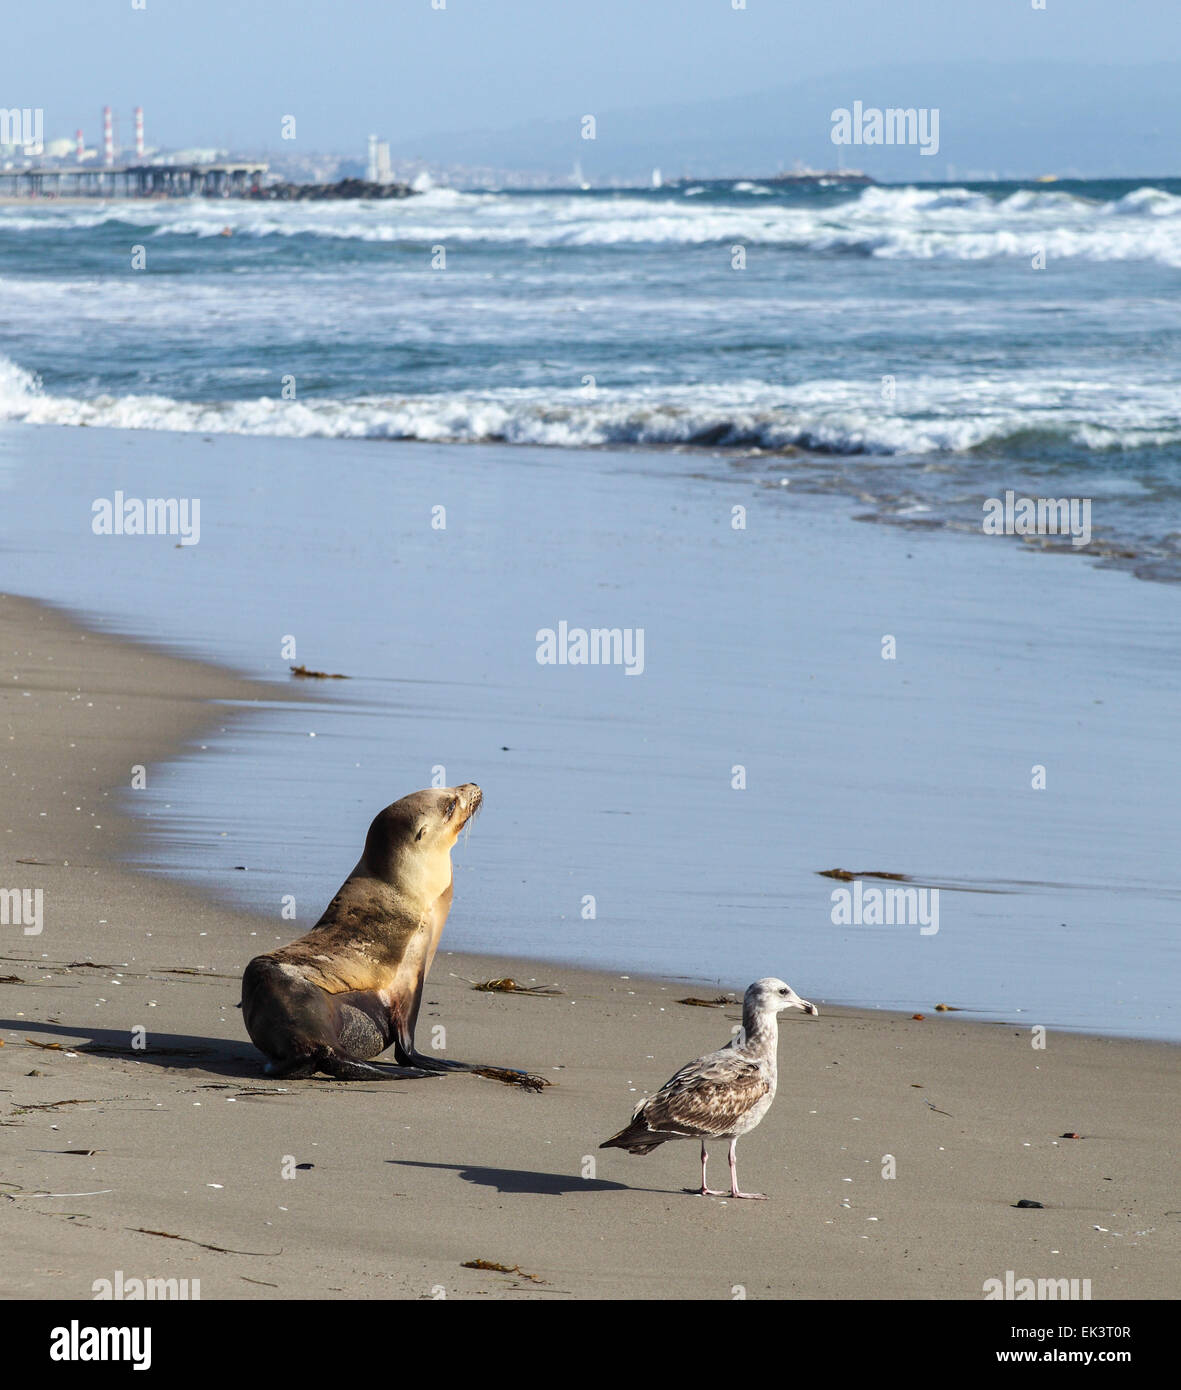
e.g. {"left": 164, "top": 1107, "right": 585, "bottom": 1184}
{"left": 360, "top": 783, "right": 482, "bottom": 899}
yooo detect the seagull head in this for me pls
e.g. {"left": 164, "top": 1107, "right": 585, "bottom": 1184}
{"left": 748, "top": 977, "right": 819, "bottom": 1018}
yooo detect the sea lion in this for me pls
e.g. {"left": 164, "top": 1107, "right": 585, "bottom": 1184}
{"left": 242, "top": 782, "right": 498, "bottom": 1080}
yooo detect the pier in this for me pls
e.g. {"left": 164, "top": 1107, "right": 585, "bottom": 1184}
{"left": 0, "top": 161, "right": 269, "bottom": 199}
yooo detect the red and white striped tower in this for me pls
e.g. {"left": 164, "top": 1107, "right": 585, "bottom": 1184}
{"left": 134, "top": 106, "right": 144, "bottom": 159}
{"left": 76, "top": 129, "right": 85, "bottom": 162}
{"left": 103, "top": 106, "right": 114, "bottom": 166}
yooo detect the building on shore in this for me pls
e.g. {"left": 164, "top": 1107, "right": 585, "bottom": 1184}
{"left": 366, "top": 135, "right": 392, "bottom": 184}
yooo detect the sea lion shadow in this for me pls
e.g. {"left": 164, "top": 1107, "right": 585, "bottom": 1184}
{"left": 389, "top": 1158, "right": 663, "bottom": 1196}
{"left": 1, "top": 1019, "right": 261, "bottom": 1079}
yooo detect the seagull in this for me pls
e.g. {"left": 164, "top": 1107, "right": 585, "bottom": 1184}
{"left": 600, "top": 977, "right": 818, "bottom": 1199}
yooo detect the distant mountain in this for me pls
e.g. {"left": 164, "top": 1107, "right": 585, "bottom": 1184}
{"left": 386, "top": 61, "right": 1181, "bottom": 182}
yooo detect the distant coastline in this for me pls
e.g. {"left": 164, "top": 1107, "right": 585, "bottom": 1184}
{"left": 666, "top": 170, "right": 877, "bottom": 189}
{"left": 769, "top": 169, "right": 876, "bottom": 186}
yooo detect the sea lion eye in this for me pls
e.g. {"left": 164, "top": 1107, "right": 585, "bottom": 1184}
{"left": 415, "top": 826, "right": 427, "bottom": 841}
{"left": 444, "top": 798, "right": 458, "bottom": 820}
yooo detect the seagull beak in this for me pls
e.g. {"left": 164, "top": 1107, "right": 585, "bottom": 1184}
{"left": 801, "top": 999, "right": 819, "bottom": 1016}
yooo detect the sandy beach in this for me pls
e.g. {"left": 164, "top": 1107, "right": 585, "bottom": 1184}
{"left": 1, "top": 590, "right": 1176, "bottom": 1301}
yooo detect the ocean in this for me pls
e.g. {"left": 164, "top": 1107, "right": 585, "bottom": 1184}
{"left": 2, "top": 177, "right": 1181, "bottom": 580}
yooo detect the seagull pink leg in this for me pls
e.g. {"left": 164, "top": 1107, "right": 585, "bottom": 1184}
{"left": 728, "top": 1137, "right": 766, "bottom": 1200}
{"left": 700, "top": 1140, "right": 727, "bottom": 1196}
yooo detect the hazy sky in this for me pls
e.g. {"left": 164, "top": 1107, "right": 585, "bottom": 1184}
{"left": 5, "top": 0, "right": 1178, "bottom": 153}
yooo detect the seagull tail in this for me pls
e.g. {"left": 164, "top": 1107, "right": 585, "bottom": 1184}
{"left": 599, "top": 1119, "right": 665, "bottom": 1156}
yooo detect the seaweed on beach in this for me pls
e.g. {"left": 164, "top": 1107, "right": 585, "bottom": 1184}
{"left": 22, "top": 1032, "right": 218, "bottom": 1060}
{"left": 130, "top": 1227, "right": 280, "bottom": 1256}
{"left": 11, "top": 1096, "right": 128, "bottom": 1113}
{"left": 676, "top": 996, "right": 732, "bottom": 1008}
{"left": 289, "top": 664, "right": 349, "bottom": 679}
{"left": 461, "top": 1259, "right": 546, "bottom": 1284}
{"left": 818, "top": 868, "right": 911, "bottom": 882}
{"left": 61, "top": 961, "right": 237, "bottom": 980}
{"left": 469, "top": 977, "right": 563, "bottom": 995}
{"left": 471, "top": 1066, "right": 551, "bottom": 1093}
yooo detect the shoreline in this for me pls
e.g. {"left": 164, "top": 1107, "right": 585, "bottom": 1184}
{"left": 2, "top": 589, "right": 1177, "bottom": 1299}
{"left": 0, "top": 413, "right": 1173, "bottom": 587}
{"left": 2, "top": 422, "right": 1178, "bottom": 1042}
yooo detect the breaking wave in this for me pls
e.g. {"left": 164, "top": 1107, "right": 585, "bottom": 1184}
{"left": 3, "top": 357, "right": 1177, "bottom": 455}
{"left": 3, "top": 183, "right": 1180, "bottom": 264}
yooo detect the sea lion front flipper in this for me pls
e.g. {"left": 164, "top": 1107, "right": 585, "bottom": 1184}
{"left": 389, "top": 1031, "right": 478, "bottom": 1073}
{"left": 397, "top": 1048, "right": 549, "bottom": 1089}
{"left": 390, "top": 984, "right": 543, "bottom": 1083}
{"left": 395, "top": 1049, "right": 466, "bottom": 1073}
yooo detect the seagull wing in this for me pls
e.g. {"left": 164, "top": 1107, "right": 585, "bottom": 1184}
{"left": 640, "top": 1052, "right": 771, "bottom": 1139}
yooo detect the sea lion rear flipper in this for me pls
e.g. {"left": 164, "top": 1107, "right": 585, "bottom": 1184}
{"left": 396, "top": 1044, "right": 511, "bottom": 1074}
{"left": 262, "top": 1055, "right": 322, "bottom": 1079}
{"left": 264, "top": 1045, "right": 437, "bottom": 1082}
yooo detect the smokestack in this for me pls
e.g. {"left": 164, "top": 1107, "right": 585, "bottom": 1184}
{"left": 134, "top": 106, "right": 144, "bottom": 159}
{"left": 76, "top": 128, "right": 84, "bottom": 162}
{"left": 103, "top": 105, "right": 114, "bottom": 166}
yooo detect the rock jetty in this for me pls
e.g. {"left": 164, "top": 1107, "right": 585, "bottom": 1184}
{"left": 250, "top": 178, "right": 417, "bottom": 201}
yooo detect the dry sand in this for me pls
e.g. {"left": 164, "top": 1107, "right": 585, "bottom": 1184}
{"left": 1, "top": 592, "right": 1176, "bottom": 1300}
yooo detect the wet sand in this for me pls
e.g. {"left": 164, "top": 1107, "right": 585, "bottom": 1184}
{"left": 1, "top": 592, "right": 1176, "bottom": 1300}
